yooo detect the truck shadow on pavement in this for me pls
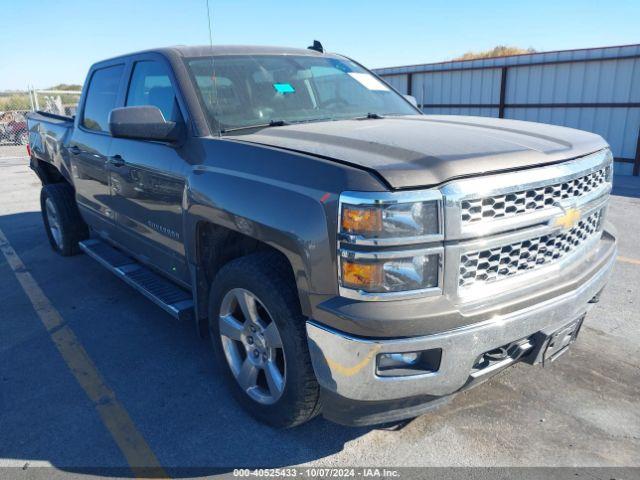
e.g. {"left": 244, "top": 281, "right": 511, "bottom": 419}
{"left": 0, "top": 212, "right": 370, "bottom": 477}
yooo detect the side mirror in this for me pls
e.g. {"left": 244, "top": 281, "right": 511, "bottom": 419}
{"left": 403, "top": 94, "right": 418, "bottom": 108}
{"left": 109, "top": 106, "right": 183, "bottom": 142}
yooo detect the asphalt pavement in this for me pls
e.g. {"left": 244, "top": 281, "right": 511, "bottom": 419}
{"left": 1, "top": 155, "right": 638, "bottom": 478}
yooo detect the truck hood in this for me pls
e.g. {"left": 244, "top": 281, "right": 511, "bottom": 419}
{"left": 225, "top": 115, "right": 608, "bottom": 189}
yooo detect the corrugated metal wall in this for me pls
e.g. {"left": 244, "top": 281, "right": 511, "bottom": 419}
{"left": 374, "top": 44, "right": 640, "bottom": 176}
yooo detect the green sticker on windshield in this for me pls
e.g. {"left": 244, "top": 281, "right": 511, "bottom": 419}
{"left": 273, "top": 83, "right": 295, "bottom": 94}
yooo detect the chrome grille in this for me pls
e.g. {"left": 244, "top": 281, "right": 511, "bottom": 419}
{"left": 459, "top": 209, "right": 603, "bottom": 288}
{"left": 461, "top": 165, "right": 610, "bottom": 224}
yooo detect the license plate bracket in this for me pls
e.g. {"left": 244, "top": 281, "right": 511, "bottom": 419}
{"left": 542, "top": 316, "right": 584, "bottom": 365}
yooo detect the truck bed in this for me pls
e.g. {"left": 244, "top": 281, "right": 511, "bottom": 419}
{"left": 27, "top": 111, "right": 75, "bottom": 181}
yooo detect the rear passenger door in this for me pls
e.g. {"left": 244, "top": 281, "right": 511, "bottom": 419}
{"left": 70, "top": 62, "right": 125, "bottom": 237}
{"left": 107, "top": 55, "right": 190, "bottom": 285}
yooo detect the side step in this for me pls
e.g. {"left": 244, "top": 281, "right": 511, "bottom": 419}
{"left": 79, "top": 239, "right": 194, "bottom": 322}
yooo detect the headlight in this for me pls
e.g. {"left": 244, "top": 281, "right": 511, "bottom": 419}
{"left": 340, "top": 249, "right": 441, "bottom": 293}
{"left": 338, "top": 191, "right": 444, "bottom": 300}
{"left": 339, "top": 191, "right": 442, "bottom": 245}
{"left": 341, "top": 201, "right": 439, "bottom": 239}
{"left": 604, "top": 148, "right": 614, "bottom": 181}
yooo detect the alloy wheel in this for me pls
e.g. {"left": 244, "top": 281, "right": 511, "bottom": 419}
{"left": 45, "top": 198, "right": 63, "bottom": 249}
{"left": 218, "top": 288, "right": 286, "bottom": 405}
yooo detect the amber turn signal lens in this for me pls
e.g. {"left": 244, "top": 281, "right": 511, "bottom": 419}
{"left": 341, "top": 260, "right": 383, "bottom": 290}
{"left": 341, "top": 206, "right": 383, "bottom": 233}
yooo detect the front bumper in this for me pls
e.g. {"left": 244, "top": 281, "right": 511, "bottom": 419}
{"left": 306, "top": 230, "right": 616, "bottom": 426}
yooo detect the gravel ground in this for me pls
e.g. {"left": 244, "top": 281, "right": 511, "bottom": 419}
{"left": 0, "top": 156, "right": 638, "bottom": 478}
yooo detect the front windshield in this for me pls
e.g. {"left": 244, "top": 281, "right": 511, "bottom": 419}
{"left": 185, "top": 54, "right": 417, "bottom": 133}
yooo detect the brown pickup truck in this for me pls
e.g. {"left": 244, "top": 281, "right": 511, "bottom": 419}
{"left": 27, "top": 44, "right": 616, "bottom": 427}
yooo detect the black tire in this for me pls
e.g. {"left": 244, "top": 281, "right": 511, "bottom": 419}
{"left": 208, "top": 252, "right": 321, "bottom": 428}
{"left": 40, "top": 183, "right": 89, "bottom": 256}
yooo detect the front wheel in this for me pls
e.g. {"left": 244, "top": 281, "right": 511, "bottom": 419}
{"left": 208, "top": 253, "right": 321, "bottom": 428}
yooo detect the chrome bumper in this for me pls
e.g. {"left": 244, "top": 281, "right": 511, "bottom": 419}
{"left": 306, "top": 233, "right": 616, "bottom": 403}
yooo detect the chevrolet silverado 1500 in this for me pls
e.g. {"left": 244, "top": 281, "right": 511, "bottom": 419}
{"left": 26, "top": 44, "right": 616, "bottom": 427}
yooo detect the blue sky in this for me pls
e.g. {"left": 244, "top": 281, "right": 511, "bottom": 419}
{"left": 1, "top": 0, "right": 638, "bottom": 90}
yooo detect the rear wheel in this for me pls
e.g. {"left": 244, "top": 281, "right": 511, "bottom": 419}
{"left": 40, "top": 183, "right": 89, "bottom": 256}
{"left": 208, "top": 253, "right": 321, "bottom": 428}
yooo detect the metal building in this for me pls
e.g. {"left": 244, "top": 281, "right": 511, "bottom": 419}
{"left": 374, "top": 44, "right": 640, "bottom": 176}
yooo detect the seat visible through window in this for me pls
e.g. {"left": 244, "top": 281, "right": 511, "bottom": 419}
{"left": 126, "top": 61, "right": 181, "bottom": 122}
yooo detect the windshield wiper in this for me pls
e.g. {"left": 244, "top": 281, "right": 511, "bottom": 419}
{"left": 220, "top": 120, "right": 290, "bottom": 134}
{"left": 293, "top": 117, "right": 336, "bottom": 125}
{"left": 355, "top": 113, "right": 385, "bottom": 120}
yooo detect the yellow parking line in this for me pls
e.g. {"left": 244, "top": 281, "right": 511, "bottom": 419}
{"left": 618, "top": 256, "right": 640, "bottom": 266}
{"left": 0, "top": 228, "right": 167, "bottom": 479}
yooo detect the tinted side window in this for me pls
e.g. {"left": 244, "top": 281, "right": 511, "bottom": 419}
{"left": 82, "top": 64, "right": 124, "bottom": 132}
{"left": 126, "top": 61, "right": 181, "bottom": 121}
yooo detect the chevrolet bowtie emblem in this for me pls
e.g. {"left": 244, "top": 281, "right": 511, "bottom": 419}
{"left": 554, "top": 207, "right": 581, "bottom": 229}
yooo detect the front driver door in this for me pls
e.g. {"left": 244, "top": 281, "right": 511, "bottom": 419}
{"left": 107, "top": 56, "right": 190, "bottom": 285}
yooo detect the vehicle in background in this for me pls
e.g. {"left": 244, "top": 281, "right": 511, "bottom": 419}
{"left": 0, "top": 111, "right": 28, "bottom": 145}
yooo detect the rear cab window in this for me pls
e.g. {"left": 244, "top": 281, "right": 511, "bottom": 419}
{"left": 82, "top": 64, "right": 125, "bottom": 132}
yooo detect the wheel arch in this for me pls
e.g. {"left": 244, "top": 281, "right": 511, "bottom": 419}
{"left": 184, "top": 169, "right": 338, "bottom": 338}
{"left": 30, "top": 157, "right": 70, "bottom": 186}
{"left": 189, "top": 219, "right": 317, "bottom": 338}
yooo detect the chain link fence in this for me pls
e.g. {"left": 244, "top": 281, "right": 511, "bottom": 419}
{"left": 0, "top": 89, "right": 81, "bottom": 159}
{"left": 0, "top": 110, "right": 29, "bottom": 146}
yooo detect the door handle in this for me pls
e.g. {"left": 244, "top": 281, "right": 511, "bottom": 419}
{"left": 109, "top": 155, "right": 126, "bottom": 167}
{"left": 70, "top": 145, "right": 82, "bottom": 155}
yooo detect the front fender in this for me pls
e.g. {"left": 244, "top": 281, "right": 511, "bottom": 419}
{"left": 181, "top": 137, "right": 387, "bottom": 321}
{"left": 184, "top": 165, "right": 338, "bottom": 304}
